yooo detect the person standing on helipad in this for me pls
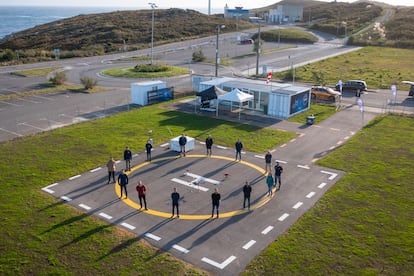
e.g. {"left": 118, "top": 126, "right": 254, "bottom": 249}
{"left": 274, "top": 161, "right": 284, "bottom": 191}
{"left": 211, "top": 188, "right": 221, "bottom": 218}
{"left": 266, "top": 172, "right": 274, "bottom": 196}
{"left": 235, "top": 138, "right": 243, "bottom": 161}
{"left": 106, "top": 157, "right": 116, "bottom": 184}
{"left": 123, "top": 146, "right": 132, "bottom": 171}
{"left": 264, "top": 151, "right": 272, "bottom": 173}
{"left": 179, "top": 134, "right": 187, "bottom": 157}
{"left": 205, "top": 134, "right": 213, "bottom": 156}
{"left": 136, "top": 181, "right": 148, "bottom": 210}
{"left": 117, "top": 169, "right": 129, "bottom": 198}
{"left": 243, "top": 181, "right": 252, "bottom": 210}
{"left": 171, "top": 187, "right": 180, "bottom": 218}
{"left": 145, "top": 140, "right": 153, "bottom": 162}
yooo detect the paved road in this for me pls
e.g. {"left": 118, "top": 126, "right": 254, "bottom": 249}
{"left": 41, "top": 99, "right": 379, "bottom": 275}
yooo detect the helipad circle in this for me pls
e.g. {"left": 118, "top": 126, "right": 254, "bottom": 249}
{"left": 115, "top": 154, "right": 277, "bottom": 219}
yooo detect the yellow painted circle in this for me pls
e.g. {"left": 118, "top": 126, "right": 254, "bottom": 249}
{"left": 116, "top": 154, "right": 277, "bottom": 220}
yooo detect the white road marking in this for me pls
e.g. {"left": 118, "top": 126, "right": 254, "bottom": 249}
{"left": 171, "top": 178, "right": 209, "bottom": 192}
{"left": 0, "top": 127, "right": 22, "bottom": 137}
{"left": 19, "top": 122, "right": 46, "bottom": 131}
{"left": 298, "top": 133, "right": 305, "bottom": 138}
{"left": 60, "top": 196, "right": 72, "bottom": 202}
{"left": 132, "top": 153, "right": 139, "bottom": 158}
{"left": 69, "top": 175, "right": 81, "bottom": 180}
{"left": 320, "top": 170, "right": 338, "bottom": 180}
{"left": 121, "top": 222, "right": 136, "bottom": 230}
{"left": 330, "top": 128, "right": 340, "bottom": 131}
{"left": 318, "top": 182, "right": 327, "bottom": 189}
{"left": 344, "top": 136, "right": 350, "bottom": 140}
{"left": 280, "top": 144, "right": 287, "bottom": 147}
{"left": 254, "top": 154, "right": 265, "bottom": 159}
{"left": 297, "top": 165, "right": 310, "bottom": 169}
{"left": 160, "top": 142, "right": 169, "bottom": 147}
{"left": 99, "top": 212, "right": 113, "bottom": 220}
{"left": 337, "top": 141, "right": 343, "bottom": 145}
{"left": 32, "top": 94, "right": 54, "bottom": 101}
{"left": 275, "top": 160, "right": 287, "bottom": 164}
{"left": 292, "top": 202, "right": 303, "bottom": 209}
{"left": 242, "top": 240, "right": 256, "bottom": 250}
{"left": 90, "top": 167, "right": 102, "bottom": 173}
{"left": 0, "top": 100, "right": 22, "bottom": 107}
{"left": 329, "top": 146, "right": 336, "bottom": 150}
{"left": 306, "top": 192, "right": 316, "bottom": 198}
{"left": 217, "top": 145, "right": 227, "bottom": 149}
{"left": 145, "top": 233, "right": 161, "bottom": 241}
{"left": 172, "top": 244, "right": 189, "bottom": 254}
{"left": 261, "top": 226, "right": 274, "bottom": 235}
{"left": 79, "top": 204, "right": 91, "bottom": 210}
{"left": 278, "top": 213, "right": 289, "bottom": 221}
{"left": 201, "top": 255, "right": 236, "bottom": 269}
{"left": 16, "top": 97, "right": 40, "bottom": 104}
{"left": 290, "top": 138, "right": 296, "bottom": 142}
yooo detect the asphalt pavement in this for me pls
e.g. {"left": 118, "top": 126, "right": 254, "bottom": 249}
{"left": 40, "top": 98, "right": 377, "bottom": 275}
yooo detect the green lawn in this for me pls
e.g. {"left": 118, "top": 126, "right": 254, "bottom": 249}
{"left": 0, "top": 103, "right": 294, "bottom": 275}
{"left": 243, "top": 115, "right": 414, "bottom": 275}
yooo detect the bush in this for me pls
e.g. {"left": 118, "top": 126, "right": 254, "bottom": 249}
{"left": 80, "top": 77, "right": 98, "bottom": 90}
{"left": 49, "top": 71, "right": 66, "bottom": 85}
{"left": 192, "top": 49, "right": 206, "bottom": 62}
{"left": 133, "top": 63, "right": 169, "bottom": 73}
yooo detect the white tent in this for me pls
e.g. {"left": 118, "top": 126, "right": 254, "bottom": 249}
{"left": 216, "top": 88, "right": 254, "bottom": 120}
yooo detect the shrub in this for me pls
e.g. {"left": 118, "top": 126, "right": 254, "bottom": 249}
{"left": 49, "top": 71, "right": 66, "bottom": 85}
{"left": 133, "top": 63, "right": 169, "bottom": 73}
{"left": 192, "top": 49, "right": 206, "bottom": 62}
{"left": 80, "top": 77, "right": 98, "bottom": 90}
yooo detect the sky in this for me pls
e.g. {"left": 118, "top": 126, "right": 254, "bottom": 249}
{"left": 1, "top": 0, "right": 412, "bottom": 10}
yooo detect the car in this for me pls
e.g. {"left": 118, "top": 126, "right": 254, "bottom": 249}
{"left": 240, "top": 39, "right": 254, "bottom": 45}
{"left": 402, "top": 81, "right": 414, "bottom": 96}
{"left": 311, "top": 86, "right": 341, "bottom": 102}
{"left": 336, "top": 80, "right": 367, "bottom": 92}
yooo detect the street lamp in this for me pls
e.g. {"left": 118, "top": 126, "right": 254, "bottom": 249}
{"left": 148, "top": 2, "right": 157, "bottom": 65}
{"left": 215, "top": 24, "right": 225, "bottom": 77}
{"left": 255, "top": 22, "right": 261, "bottom": 76}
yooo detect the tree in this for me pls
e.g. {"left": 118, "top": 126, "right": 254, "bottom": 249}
{"left": 192, "top": 49, "right": 206, "bottom": 62}
{"left": 49, "top": 71, "right": 66, "bottom": 85}
{"left": 80, "top": 77, "right": 98, "bottom": 90}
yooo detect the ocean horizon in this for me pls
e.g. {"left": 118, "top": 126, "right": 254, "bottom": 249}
{"left": 0, "top": 5, "right": 224, "bottom": 40}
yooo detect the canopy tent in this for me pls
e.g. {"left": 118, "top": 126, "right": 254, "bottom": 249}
{"left": 216, "top": 88, "right": 254, "bottom": 120}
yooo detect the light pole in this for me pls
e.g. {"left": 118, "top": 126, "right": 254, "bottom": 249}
{"left": 215, "top": 24, "right": 225, "bottom": 77}
{"left": 149, "top": 2, "right": 157, "bottom": 65}
{"left": 255, "top": 22, "right": 261, "bottom": 76}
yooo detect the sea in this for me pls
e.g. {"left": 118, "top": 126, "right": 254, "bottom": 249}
{"left": 0, "top": 6, "right": 223, "bottom": 40}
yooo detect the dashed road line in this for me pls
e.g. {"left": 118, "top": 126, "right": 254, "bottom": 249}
{"left": 201, "top": 255, "right": 236, "bottom": 270}
{"left": 292, "top": 202, "right": 303, "bottom": 209}
{"left": 79, "top": 204, "right": 91, "bottom": 210}
{"left": 280, "top": 144, "right": 287, "bottom": 147}
{"left": 320, "top": 171, "right": 338, "bottom": 180}
{"left": 172, "top": 244, "right": 190, "bottom": 254}
{"left": 160, "top": 142, "right": 169, "bottom": 147}
{"left": 99, "top": 212, "right": 113, "bottom": 220}
{"left": 337, "top": 141, "right": 343, "bottom": 145}
{"left": 60, "top": 196, "right": 72, "bottom": 202}
{"left": 242, "top": 240, "right": 256, "bottom": 250}
{"left": 254, "top": 154, "right": 264, "bottom": 159}
{"left": 145, "top": 233, "right": 161, "bottom": 241}
{"left": 318, "top": 182, "right": 327, "bottom": 189}
{"left": 297, "top": 165, "right": 310, "bottom": 169}
{"left": 41, "top": 183, "right": 59, "bottom": 194}
{"left": 278, "top": 213, "right": 289, "bottom": 221}
{"left": 275, "top": 160, "right": 287, "bottom": 164}
{"left": 330, "top": 128, "right": 340, "bottom": 131}
{"left": 306, "top": 192, "right": 316, "bottom": 198}
{"left": 121, "top": 222, "right": 136, "bottom": 230}
{"left": 90, "top": 167, "right": 102, "bottom": 173}
{"left": 19, "top": 122, "right": 46, "bottom": 131}
{"left": 69, "top": 175, "right": 81, "bottom": 180}
{"left": 217, "top": 145, "right": 227, "bottom": 149}
{"left": 261, "top": 226, "right": 273, "bottom": 235}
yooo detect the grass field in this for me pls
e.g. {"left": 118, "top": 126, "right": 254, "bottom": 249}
{"left": 0, "top": 103, "right": 294, "bottom": 275}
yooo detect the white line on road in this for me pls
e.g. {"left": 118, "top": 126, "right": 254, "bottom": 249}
{"left": 79, "top": 204, "right": 91, "bottom": 210}
{"left": 292, "top": 202, "right": 303, "bottom": 209}
{"left": 320, "top": 170, "right": 338, "bottom": 180}
{"left": 261, "top": 226, "right": 274, "bottom": 235}
{"left": 184, "top": 172, "right": 221, "bottom": 185}
{"left": 171, "top": 178, "right": 209, "bottom": 192}
{"left": 242, "top": 240, "right": 256, "bottom": 250}
{"left": 160, "top": 142, "right": 169, "bottom": 147}
{"left": 275, "top": 160, "right": 287, "bottom": 164}
{"left": 172, "top": 244, "right": 189, "bottom": 254}
{"left": 306, "top": 192, "right": 316, "bottom": 198}
{"left": 121, "top": 222, "right": 136, "bottom": 230}
{"left": 278, "top": 213, "right": 289, "bottom": 221}
{"left": 254, "top": 155, "right": 265, "bottom": 159}
{"left": 318, "top": 182, "right": 327, "bottom": 189}
{"left": 90, "top": 167, "right": 102, "bottom": 173}
{"left": 217, "top": 145, "right": 227, "bottom": 149}
{"left": 145, "top": 233, "right": 161, "bottom": 241}
{"left": 99, "top": 212, "right": 113, "bottom": 220}
{"left": 69, "top": 175, "right": 81, "bottom": 180}
{"left": 0, "top": 127, "right": 22, "bottom": 137}
{"left": 297, "top": 165, "right": 310, "bottom": 169}
{"left": 280, "top": 144, "right": 287, "bottom": 148}
{"left": 19, "top": 122, "right": 46, "bottom": 131}
{"left": 201, "top": 255, "right": 236, "bottom": 269}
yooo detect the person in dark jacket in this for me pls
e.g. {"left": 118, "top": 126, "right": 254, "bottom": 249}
{"left": 136, "top": 180, "right": 147, "bottom": 210}
{"left": 211, "top": 188, "right": 221, "bottom": 218}
{"left": 264, "top": 151, "right": 272, "bottom": 173}
{"left": 178, "top": 134, "right": 187, "bottom": 157}
{"left": 205, "top": 134, "right": 213, "bottom": 156}
{"left": 117, "top": 169, "right": 129, "bottom": 198}
{"left": 123, "top": 146, "right": 132, "bottom": 171}
{"left": 235, "top": 138, "right": 243, "bottom": 161}
{"left": 145, "top": 140, "right": 153, "bottom": 162}
{"left": 274, "top": 161, "right": 284, "bottom": 191}
{"left": 171, "top": 187, "right": 180, "bottom": 218}
{"left": 243, "top": 181, "right": 252, "bottom": 210}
